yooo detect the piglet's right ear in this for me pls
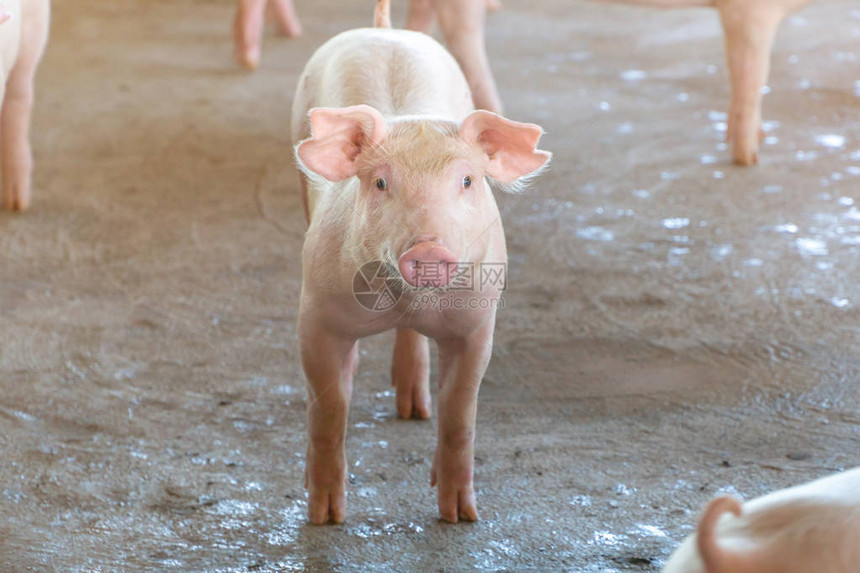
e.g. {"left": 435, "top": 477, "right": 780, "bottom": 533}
{"left": 296, "top": 105, "right": 387, "bottom": 182}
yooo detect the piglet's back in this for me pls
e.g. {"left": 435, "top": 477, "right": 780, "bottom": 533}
{"left": 290, "top": 28, "right": 473, "bottom": 143}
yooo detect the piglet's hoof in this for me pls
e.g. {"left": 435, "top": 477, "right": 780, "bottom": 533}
{"left": 305, "top": 451, "right": 348, "bottom": 524}
{"left": 435, "top": 480, "right": 479, "bottom": 523}
{"left": 431, "top": 455, "right": 479, "bottom": 523}
{"left": 306, "top": 482, "right": 347, "bottom": 525}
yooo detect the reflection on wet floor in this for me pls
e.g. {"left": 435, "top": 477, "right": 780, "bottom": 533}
{"left": 0, "top": 0, "right": 858, "bottom": 571}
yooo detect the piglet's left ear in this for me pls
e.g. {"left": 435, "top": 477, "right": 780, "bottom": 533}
{"left": 460, "top": 110, "right": 551, "bottom": 183}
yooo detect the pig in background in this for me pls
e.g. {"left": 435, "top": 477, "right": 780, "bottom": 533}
{"left": 233, "top": 0, "right": 842, "bottom": 167}
{"left": 290, "top": 0, "right": 550, "bottom": 524}
{"left": 603, "top": 0, "right": 816, "bottom": 166}
{"left": 662, "top": 466, "right": 860, "bottom": 573}
{"left": 0, "top": 0, "right": 49, "bottom": 211}
{"left": 404, "top": 0, "right": 504, "bottom": 113}
{"left": 232, "top": 0, "right": 504, "bottom": 113}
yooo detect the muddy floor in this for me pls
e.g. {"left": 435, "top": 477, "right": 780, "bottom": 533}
{"left": 0, "top": 0, "right": 858, "bottom": 571}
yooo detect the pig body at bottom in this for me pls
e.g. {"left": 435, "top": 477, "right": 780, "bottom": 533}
{"left": 0, "top": 0, "right": 48, "bottom": 211}
{"left": 662, "top": 466, "right": 860, "bottom": 573}
{"left": 290, "top": 27, "right": 550, "bottom": 524}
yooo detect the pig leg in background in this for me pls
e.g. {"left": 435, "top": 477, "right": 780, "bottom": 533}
{"left": 234, "top": 0, "right": 266, "bottom": 69}
{"left": 233, "top": 0, "right": 302, "bottom": 70}
{"left": 431, "top": 317, "right": 495, "bottom": 522}
{"left": 391, "top": 328, "right": 432, "bottom": 420}
{"left": 406, "top": 0, "right": 436, "bottom": 34}
{"left": 2, "top": 0, "right": 49, "bottom": 212}
{"left": 408, "top": 0, "right": 503, "bottom": 114}
{"left": 434, "top": 0, "right": 503, "bottom": 113}
{"left": 267, "top": 0, "right": 302, "bottom": 37}
{"left": 407, "top": 0, "right": 503, "bottom": 34}
{"left": 719, "top": 1, "right": 789, "bottom": 166}
{"left": 300, "top": 316, "right": 359, "bottom": 524}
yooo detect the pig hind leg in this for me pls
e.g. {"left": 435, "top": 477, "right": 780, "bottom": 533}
{"left": 234, "top": 0, "right": 267, "bottom": 69}
{"left": 267, "top": 0, "right": 302, "bottom": 38}
{"left": 234, "top": 0, "right": 301, "bottom": 70}
{"left": 407, "top": 0, "right": 501, "bottom": 34}
{"left": 406, "top": 0, "right": 436, "bottom": 34}
{"left": 434, "top": 0, "right": 503, "bottom": 114}
{"left": 1, "top": 1, "right": 48, "bottom": 212}
{"left": 391, "top": 328, "right": 432, "bottom": 419}
{"left": 718, "top": 1, "right": 786, "bottom": 166}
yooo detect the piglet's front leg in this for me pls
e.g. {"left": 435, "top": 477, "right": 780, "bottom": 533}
{"left": 431, "top": 317, "right": 495, "bottom": 523}
{"left": 299, "top": 314, "right": 358, "bottom": 524}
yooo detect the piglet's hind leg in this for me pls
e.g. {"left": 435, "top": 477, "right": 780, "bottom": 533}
{"left": 392, "top": 328, "right": 432, "bottom": 420}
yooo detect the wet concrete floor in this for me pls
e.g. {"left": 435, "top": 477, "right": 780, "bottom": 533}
{"left": 0, "top": 0, "right": 859, "bottom": 570}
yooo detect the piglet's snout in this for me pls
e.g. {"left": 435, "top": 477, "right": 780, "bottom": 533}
{"left": 398, "top": 241, "right": 458, "bottom": 288}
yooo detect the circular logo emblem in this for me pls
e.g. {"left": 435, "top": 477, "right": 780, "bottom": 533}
{"left": 352, "top": 261, "right": 403, "bottom": 311}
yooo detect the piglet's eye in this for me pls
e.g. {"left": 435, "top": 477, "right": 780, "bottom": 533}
{"left": 462, "top": 175, "right": 472, "bottom": 189}
{"left": 375, "top": 177, "right": 387, "bottom": 191}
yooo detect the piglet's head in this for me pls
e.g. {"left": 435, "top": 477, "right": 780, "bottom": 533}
{"left": 296, "top": 105, "right": 551, "bottom": 288}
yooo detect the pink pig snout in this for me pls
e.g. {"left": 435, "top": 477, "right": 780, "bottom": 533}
{"left": 398, "top": 241, "right": 459, "bottom": 288}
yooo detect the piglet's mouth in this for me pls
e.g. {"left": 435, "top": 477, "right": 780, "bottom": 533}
{"left": 398, "top": 241, "right": 459, "bottom": 288}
